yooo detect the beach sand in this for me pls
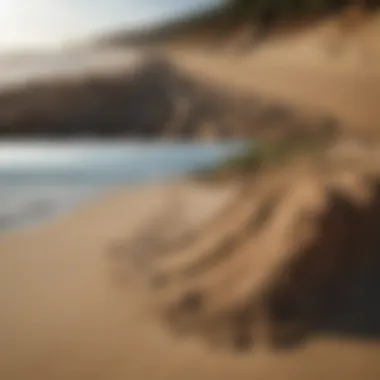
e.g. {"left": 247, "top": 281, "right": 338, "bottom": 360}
{"left": 1, "top": 179, "right": 380, "bottom": 380}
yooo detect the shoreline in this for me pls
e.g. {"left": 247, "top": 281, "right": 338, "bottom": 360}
{"left": 0, "top": 179, "right": 181, "bottom": 237}
{"left": 0, "top": 176, "right": 238, "bottom": 236}
{"left": 0, "top": 140, "right": 246, "bottom": 235}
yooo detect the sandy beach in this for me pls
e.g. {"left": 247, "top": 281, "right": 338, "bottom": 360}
{"left": 1, "top": 177, "right": 380, "bottom": 380}
{"left": 1, "top": 11, "right": 380, "bottom": 379}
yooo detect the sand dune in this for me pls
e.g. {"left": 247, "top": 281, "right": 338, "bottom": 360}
{"left": 164, "top": 12, "right": 380, "bottom": 137}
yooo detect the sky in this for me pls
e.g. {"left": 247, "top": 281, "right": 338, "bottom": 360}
{"left": 0, "top": 0, "right": 222, "bottom": 50}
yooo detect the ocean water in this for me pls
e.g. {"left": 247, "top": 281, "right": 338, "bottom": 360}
{"left": 0, "top": 140, "right": 246, "bottom": 232}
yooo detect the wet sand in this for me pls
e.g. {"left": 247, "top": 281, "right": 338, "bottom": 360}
{"left": 0, "top": 180, "right": 380, "bottom": 380}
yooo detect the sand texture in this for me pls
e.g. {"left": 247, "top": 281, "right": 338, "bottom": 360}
{"left": 2, "top": 148, "right": 380, "bottom": 379}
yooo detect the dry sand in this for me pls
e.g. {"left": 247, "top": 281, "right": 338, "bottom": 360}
{"left": 1, "top": 177, "right": 380, "bottom": 380}
{"left": 164, "top": 12, "right": 380, "bottom": 136}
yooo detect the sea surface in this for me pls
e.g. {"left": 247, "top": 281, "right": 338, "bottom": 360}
{"left": 0, "top": 140, "right": 246, "bottom": 233}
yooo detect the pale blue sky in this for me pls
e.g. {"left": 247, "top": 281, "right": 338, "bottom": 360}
{"left": 0, "top": 0, "right": 222, "bottom": 50}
